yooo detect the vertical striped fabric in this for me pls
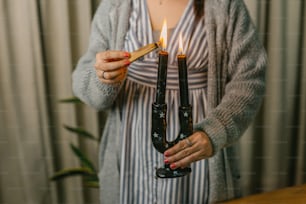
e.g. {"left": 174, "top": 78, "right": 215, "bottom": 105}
{"left": 119, "top": 0, "right": 209, "bottom": 203}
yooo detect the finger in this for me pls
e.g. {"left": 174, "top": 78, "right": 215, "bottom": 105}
{"left": 95, "top": 59, "right": 130, "bottom": 72}
{"left": 165, "top": 142, "right": 197, "bottom": 165}
{"left": 171, "top": 149, "right": 207, "bottom": 169}
{"left": 96, "top": 50, "right": 130, "bottom": 62}
{"left": 167, "top": 143, "right": 211, "bottom": 170}
{"left": 97, "top": 67, "right": 128, "bottom": 84}
{"left": 164, "top": 137, "right": 194, "bottom": 157}
{"left": 100, "top": 68, "right": 123, "bottom": 80}
{"left": 172, "top": 142, "right": 209, "bottom": 163}
{"left": 166, "top": 131, "right": 212, "bottom": 158}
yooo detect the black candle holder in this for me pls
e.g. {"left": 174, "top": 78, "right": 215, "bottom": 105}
{"left": 151, "top": 103, "right": 193, "bottom": 178}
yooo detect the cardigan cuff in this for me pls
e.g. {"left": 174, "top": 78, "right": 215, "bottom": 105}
{"left": 194, "top": 117, "right": 227, "bottom": 156}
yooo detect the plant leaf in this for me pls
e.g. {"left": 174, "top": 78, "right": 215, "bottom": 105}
{"left": 50, "top": 167, "right": 94, "bottom": 181}
{"left": 64, "top": 125, "right": 98, "bottom": 141}
{"left": 84, "top": 175, "right": 99, "bottom": 182}
{"left": 70, "top": 144, "right": 96, "bottom": 173}
{"left": 84, "top": 181, "right": 99, "bottom": 188}
{"left": 59, "top": 97, "right": 82, "bottom": 104}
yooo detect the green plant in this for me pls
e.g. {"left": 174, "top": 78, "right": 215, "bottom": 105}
{"left": 50, "top": 97, "right": 99, "bottom": 188}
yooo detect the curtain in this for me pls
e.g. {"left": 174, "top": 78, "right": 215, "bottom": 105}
{"left": 242, "top": 0, "right": 306, "bottom": 195}
{"left": 0, "top": 0, "right": 305, "bottom": 203}
{"left": 0, "top": 0, "right": 101, "bottom": 203}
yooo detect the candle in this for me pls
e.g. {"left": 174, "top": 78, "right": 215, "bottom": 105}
{"left": 156, "top": 19, "right": 168, "bottom": 104}
{"left": 177, "top": 33, "right": 189, "bottom": 106}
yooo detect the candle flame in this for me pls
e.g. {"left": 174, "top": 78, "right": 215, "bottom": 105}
{"left": 178, "top": 32, "right": 184, "bottom": 54}
{"left": 159, "top": 19, "right": 167, "bottom": 50}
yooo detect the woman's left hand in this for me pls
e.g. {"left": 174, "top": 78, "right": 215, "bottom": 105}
{"left": 164, "top": 131, "right": 213, "bottom": 169}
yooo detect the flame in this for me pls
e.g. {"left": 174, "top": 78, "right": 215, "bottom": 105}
{"left": 159, "top": 19, "right": 167, "bottom": 50}
{"left": 178, "top": 32, "right": 184, "bottom": 54}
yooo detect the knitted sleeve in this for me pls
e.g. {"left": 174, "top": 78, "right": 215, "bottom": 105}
{"left": 72, "top": 2, "right": 123, "bottom": 110}
{"left": 194, "top": 0, "right": 267, "bottom": 155}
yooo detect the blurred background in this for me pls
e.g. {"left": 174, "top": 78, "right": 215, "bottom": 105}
{"left": 0, "top": 0, "right": 305, "bottom": 203}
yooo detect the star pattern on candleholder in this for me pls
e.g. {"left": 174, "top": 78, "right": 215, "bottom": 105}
{"left": 153, "top": 132, "right": 159, "bottom": 138}
{"left": 180, "top": 133, "right": 185, "bottom": 139}
{"left": 184, "top": 112, "right": 189, "bottom": 117}
{"left": 159, "top": 112, "right": 165, "bottom": 118}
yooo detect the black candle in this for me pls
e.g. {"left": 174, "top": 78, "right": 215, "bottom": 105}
{"left": 155, "top": 19, "right": 168, "bottom": 104}
{"left": 177, "top": 54, "right": 189, "bottom": 106}
{"left": 156, "top": 51, "right": 168, "bottom": 104}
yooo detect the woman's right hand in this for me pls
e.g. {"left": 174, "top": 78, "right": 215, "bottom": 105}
{"left": 95, "top": 50, "right": 131, "bottom": 84}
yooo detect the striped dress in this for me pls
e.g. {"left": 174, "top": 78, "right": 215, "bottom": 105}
{"left": 119, "top": 0, "right": 209, "bottom": 203}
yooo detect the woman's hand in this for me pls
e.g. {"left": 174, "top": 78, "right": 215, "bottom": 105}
{"left": 95, "top": 50, "right": 131, "bottom": 84}
{"left": 164, "top": 131, "right": 213, "bottom": 169}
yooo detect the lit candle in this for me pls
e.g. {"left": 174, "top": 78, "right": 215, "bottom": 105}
{"left": 177, "top": 33, "right": 189, "bottom": 106}
{"left": 156, "top": 19, "right": 168, "bottom": 104}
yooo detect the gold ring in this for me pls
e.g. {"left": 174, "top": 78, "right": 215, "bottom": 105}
{"left": 185, "top": 138, "right": 193, "bottom": 147}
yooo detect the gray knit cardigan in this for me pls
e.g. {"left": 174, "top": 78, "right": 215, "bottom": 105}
{"left": 72, "top": 0, "right": 267, "bottom": 203}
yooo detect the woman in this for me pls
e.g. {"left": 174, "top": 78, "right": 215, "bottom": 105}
{"left": 72, "top": 0, "right": 267, "bottom": 203}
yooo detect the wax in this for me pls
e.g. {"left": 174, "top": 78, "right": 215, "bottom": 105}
{"left": 156, "top": 50, "right": 168, "bottom": 104}
{"left": 177, "top": 54, "right": 189, "bottom": 106}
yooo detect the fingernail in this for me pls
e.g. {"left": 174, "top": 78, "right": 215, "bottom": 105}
{"left": 124, "top": 52, "right": 130, "bottom": 58}
{"left": 164, "top": 152, "right": 169, "bottom": 157}
{"left": 164, "top": 159, "right": 169, "bottom": 164}
{"left": 124, "top": 60, "right": 130, "bottom": 66}
{"left": 170, "top": 163, "right": 176, "bottom": 169}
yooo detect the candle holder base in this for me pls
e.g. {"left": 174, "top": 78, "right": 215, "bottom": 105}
{"left": 156, "top": 167, "right": 191, "bottom": 178}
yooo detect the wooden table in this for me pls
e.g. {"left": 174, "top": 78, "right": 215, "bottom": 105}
{"left": 222, "top": 184, "right": 306, "bottom": 204}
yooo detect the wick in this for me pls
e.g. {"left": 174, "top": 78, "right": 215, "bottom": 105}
{"left": 158, "top": 40, "right": 166, "bottom": 52}
{"left": 178, "top": 49, "right": 184, "bottom": 56}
